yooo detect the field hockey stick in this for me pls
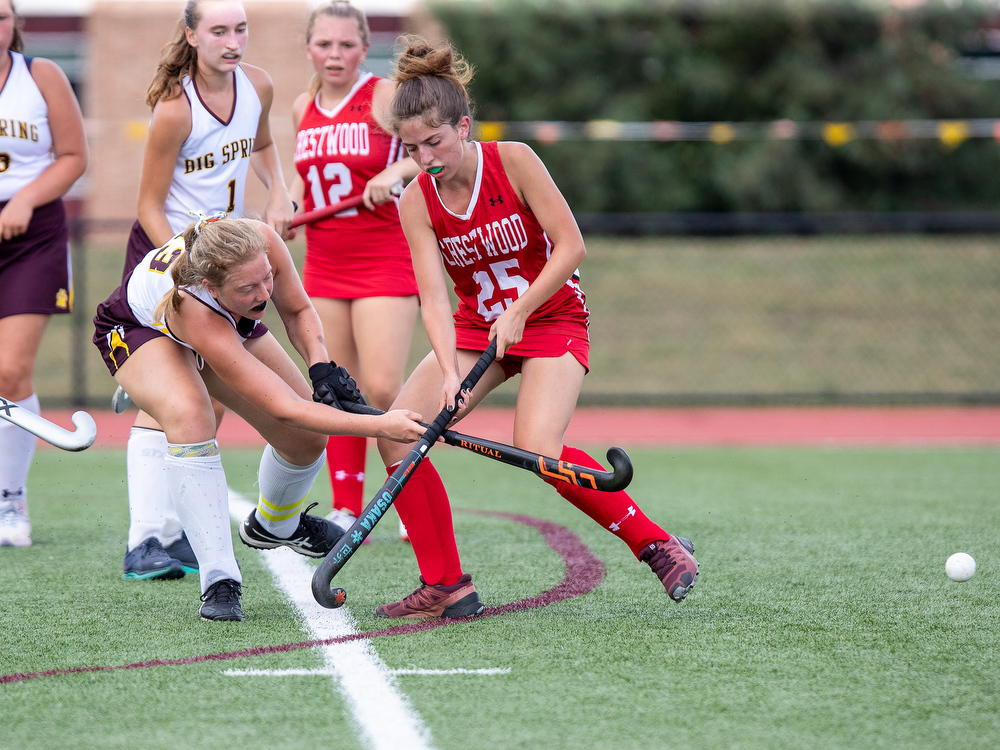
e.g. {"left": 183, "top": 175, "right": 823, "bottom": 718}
{"left": 289, "top": 186, "right": 401, "bottom": 229}
{"left": 0, "top": 397, "right": 96, "bottom": 451}
{"left": 111, "top": 385, "right": 131, "bottom": 413}
{"left": 311, "top": 340, "right": 498, "bottom": 609}
{"left": 342, "top": 403, "right": 633, "bottom": 492}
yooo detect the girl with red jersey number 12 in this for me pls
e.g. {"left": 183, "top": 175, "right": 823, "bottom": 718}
{"left": 290, "top": 1, "right": 419, "bottom": 541}
{"left": 369, "top": 38, "right": 699, "bottom": 619}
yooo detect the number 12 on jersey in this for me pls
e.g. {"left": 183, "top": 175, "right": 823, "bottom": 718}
{"left": 305, "top": 162, "right": 359, "bottom": 218}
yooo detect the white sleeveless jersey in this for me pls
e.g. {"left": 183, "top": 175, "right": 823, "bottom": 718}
{"left": 0, "top": 52, "right": 55, "bottom": 202}
{"left": 163, "top": 65, "right": 262, "bottom": 234}
{"left": 126, "top": 235, "right": 262, "bottom": 347}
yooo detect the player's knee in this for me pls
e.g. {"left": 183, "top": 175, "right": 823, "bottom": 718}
{"left": 274, "top": 430, "right": 326, "bottom": 466}
{"left": 364, "top": 379, "right": 402, "bottom": 412}
{"left": 0, "top": 359, "right": 34, "bottom": 398}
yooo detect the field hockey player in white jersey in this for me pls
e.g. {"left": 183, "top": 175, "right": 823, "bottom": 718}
{"left": 118, "top": 0, "right": 297, "bottom": 582}
{"left": 94, "top": 215, "right": 426, "bottom": 620}
{"left": 0, "top": 0, "right": 88, "bottom": 547}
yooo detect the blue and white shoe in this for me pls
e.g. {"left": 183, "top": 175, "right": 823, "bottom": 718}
{"left": 164, "top": 532, "right": 199, "bottom": 574}
{"left": 123, "top": 537, "right": 185, "bottom": 580}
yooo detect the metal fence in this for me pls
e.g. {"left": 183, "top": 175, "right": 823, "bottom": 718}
{"left": 41, "top": 216, "right": 1000, "bottom": 409}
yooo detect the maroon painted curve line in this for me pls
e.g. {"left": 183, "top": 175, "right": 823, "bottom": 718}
{"left": 0, "top": 510, "right": 605, "bottom": 685}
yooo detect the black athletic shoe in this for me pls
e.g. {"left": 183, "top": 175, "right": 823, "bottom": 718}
{"left": 164, "top": 532, "right": 199, "bottom": 574}
{"left": 122, "top": 537, "right": 185, "bottom": 581}
{"left": 239, "top": 502, "right": 344, "bottom": 558}
{"left": 199, "top": 579, "right": 244, "bottom": 621}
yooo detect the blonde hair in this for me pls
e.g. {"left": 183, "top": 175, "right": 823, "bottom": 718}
{"left": 388, "top": 36, "right": 475, "bottom": 134}
{"left": 146, "top": 0, "right": 244, "bottom": 109}
{"left": 305, "top": 1, "right": 370, "bottom": 98}
{"left": 8, "top": 0, "right": 24, "bottom": 53}
{"left": 153, "top": 218, "right": 266, "bottom": 321}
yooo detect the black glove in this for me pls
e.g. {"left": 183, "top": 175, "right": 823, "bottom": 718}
{"left": 309, "top": 361, "right": 367, "bottom": 411}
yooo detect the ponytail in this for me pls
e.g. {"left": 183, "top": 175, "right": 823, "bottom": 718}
{"left": 145, "top": 1, "right": 203, "bottom": 109}
{"left": 388, "top": 36, "right": 475, "bottom": 133}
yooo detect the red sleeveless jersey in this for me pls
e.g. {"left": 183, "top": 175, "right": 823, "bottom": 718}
{"left": 293, "top": 74, "right": 415, "bottom": 298}
{"left": 417, "top": 141, "right": 589, "bottom": 344}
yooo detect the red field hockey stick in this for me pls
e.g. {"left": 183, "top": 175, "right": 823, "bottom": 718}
{"left": 311, "top": 340, "right": 498, "bottom": 609}
{"left": 289, "top": 185, "right": 401, "bottom": 229}
{"left": 288, "top": 195, "right": 365, "bottom": 228}
{"left": 343, "top": 404, "right": 633, "bottom": 493}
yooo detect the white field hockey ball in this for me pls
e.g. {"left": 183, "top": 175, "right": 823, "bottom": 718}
{"left": 945, "top": 552, "right": 976, "bottom": 582}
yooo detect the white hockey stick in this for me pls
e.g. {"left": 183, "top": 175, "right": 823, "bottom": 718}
{"left": 111, "top": 385, "right": 131, "bottom": 413}
{"left": 0, "top": 397, "right": 97, "bottom": 451}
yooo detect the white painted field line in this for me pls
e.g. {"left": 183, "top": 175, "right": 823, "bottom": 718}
{"left": 227, "top": 491, "right": 434, "bottom": 750}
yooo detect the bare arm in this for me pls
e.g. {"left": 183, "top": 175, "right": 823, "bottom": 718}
{"left": 0, "top": 59, "right": 88, "bottom": 241}
{"left": 243, "top": 64, "right": 294, "bottom": 237}
{"left": 166, "top": 295, "right": 424, "bottom": 441}
{"left": 137, "top": 95, "right": 191, "bottom": 247}
{"left": 398, "top": 181, "right": 463, "bottom": 411}
{"left": 254, "top": 221, "right": 327, "bottom": 367}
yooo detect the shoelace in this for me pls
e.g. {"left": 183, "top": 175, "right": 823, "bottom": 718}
{"left": 0, "top": 502, "right": 22, "bottom": 526}
{"left": 201, "top": 580, "right": 242, "bottom": 604}
{"left": 298, "top": 502, "right": 331, "bottom": 536}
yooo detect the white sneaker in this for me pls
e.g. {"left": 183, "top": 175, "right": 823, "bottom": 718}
{"left": 326, "top": 508, "right": 357, "bottom": 534}
{"left": 399, "top": 517, "right": 409, "bottom": 544}
{"left": 0, "top": 494, "right": 32, "bottom": 547}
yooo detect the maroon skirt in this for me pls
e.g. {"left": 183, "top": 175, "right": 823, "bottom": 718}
{"left": 0, "top": 198, "right": 72, "bottom": 319}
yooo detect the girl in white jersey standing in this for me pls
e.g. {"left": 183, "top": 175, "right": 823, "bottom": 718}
{"left": 120, "top": 0, "right": 297, "bottom": 581}
{"left": 0, "top": 0, "right": 88, "bottom": 547}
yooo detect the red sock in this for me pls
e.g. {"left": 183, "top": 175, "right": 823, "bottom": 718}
{"left": 326, "top": 435, "right": 367, "bottom": 516}
{"left": 389, "top": 459, "right": 463, "bottom": 585}
{"left": 544, "top": 445, "right": 668, "bottom": 558}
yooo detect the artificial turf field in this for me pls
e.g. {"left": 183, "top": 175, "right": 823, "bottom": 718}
{"left": 1, "top": 444, "right": 998, "bottom": 749}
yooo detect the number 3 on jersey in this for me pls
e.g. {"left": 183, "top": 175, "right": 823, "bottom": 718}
{"left": 305, "top": 162, "right": 359, "bottom": 217}
{"left": 473, "top": 260, "right": 529, "bottom": 321}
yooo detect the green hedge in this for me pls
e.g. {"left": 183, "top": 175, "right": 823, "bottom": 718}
{"left": 428, "top": 0, "right": 1000, "bottom": 212}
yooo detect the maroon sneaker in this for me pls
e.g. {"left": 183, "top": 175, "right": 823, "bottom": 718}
{"left": 375, "top": 573, "right": 485, "bottom": 619}
{"left": 640, "top": 536, "right": 699, "bottom": 602}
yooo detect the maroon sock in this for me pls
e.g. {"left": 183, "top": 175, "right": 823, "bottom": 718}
{"left": 389, "top": 459, "right": 464, "bottom": 585}
{"left": 544, "top": 445, "right": 668, "bottom": 558}
{"left": 326, "top": 435, "right": 366, "bottom": 516}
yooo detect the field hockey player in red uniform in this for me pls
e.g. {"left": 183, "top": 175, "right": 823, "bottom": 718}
{"left": 368, "top": 38, "right": 699, "bottom": 619}
{"left": 290, "top": 1, "right": 419, "bottom": 541}
{"left": 94, "top": 215, "right": 425, "bottom": 620}
{"left": 0, "top": 0, "right": 88, "bottom": 547}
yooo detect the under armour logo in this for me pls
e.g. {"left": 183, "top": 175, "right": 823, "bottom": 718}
{"left": 489, "top": 195, "right": 504, "bottom": 207}
{"left": 334, "top": 470, "right": 365, "bottom": 482}
{"left": 609, "top": 505, "right": 636, "bottom": 532}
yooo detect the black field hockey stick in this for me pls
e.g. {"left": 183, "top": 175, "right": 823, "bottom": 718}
{"left": 342, "top": 403, "right": 633, "bottom": 493}
{"left": 0, "top": 396, "right": 96, "bottom": 451}
{"left": 311, "top": 340, "right": 498, "bottom": 609}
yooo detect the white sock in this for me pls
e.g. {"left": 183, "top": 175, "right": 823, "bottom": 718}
{"left": 126, "top": 427, "right": 175, "bottom": 549}
{"left": 0, "top": 394, "right": 39, "bottom": 511}
{"left": 164, "top": 440, "right": 241, "bottom": 594}
{"left": 254, "top": 444, "right": 325, "bottom": 538}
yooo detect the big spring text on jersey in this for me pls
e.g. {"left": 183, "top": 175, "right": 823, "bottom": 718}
{"left": 183, "top": 137, "right": 256, "bottom": 175}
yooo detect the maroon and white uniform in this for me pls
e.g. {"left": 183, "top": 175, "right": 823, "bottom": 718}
{"left": 122, "top": 66, "right": 262, "bottom": 279}
{"left": 0, "top": 52, "right": 72, "bottom": 319}
{"left": 417, "top": 140, "right": 590, "bottom": 374}
{"left": 94, "top": 234, "right": 267, "bottom": 374}
{"left": 293, "top": 73, "right": 415, "bottom": 299}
